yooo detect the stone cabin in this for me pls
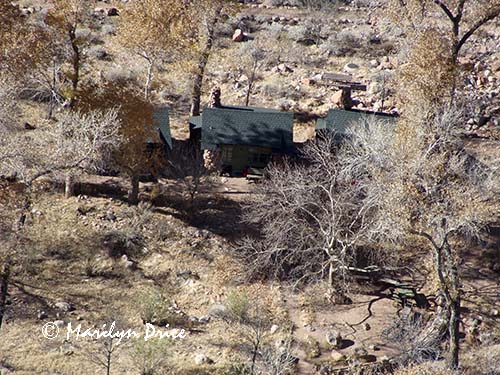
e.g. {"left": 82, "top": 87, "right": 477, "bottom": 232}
{"left": 189, "top": 105, "right": 294, "bottom": 176}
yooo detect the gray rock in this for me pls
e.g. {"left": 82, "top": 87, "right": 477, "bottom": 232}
{"left": 105, "top": 211, "right": 117, "bottom": 221}
{"left": 207, "top": 304, "right": 227, "bottom": 318}
{"left": 232, "top": 29, "right": 244, "bottom": 42}
{"left": 330, "top": 350, "right": 346, "bottom": 363}
{"left": 326, "top": 330, "right": 343, "bottom": 349}
{"left": 54, "top": 320, "right": 65, "bottom": 327}
{"left": 107, "top": 7, "right": 119, "bottom": 16}
{"left": 37, "top": 310, "right": 48, "bottom": 320}
{"left": 343, "top": 62, "right": 359, "bottom": 73}
{"left": 194, "top": 353, "right": 212, "bottom": 365}
{"left": 353, "top": 346, "right": 368, "bottom": 358}
{"left": 270, "top": 324, "right": 279, "bottom": 334}
{"left": 55, "top": 302, "right": 74, "bottom": 312}
{"left": 199, "top": 315, "right": 211, "bottom": 324}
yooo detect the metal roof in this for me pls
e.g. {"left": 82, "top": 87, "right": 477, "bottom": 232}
{"left": 199, "top": 106, "right": 294, "bottom": 152}
{"left": 316, "top": 108, "right": 396, "bottom": 135}
{"left": 153, "top": 107, "right": 172, "bottom": 149}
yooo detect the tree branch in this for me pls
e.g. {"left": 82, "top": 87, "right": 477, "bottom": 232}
{"left": 433, "top": 0, "right": 456, "bottom": 24}
{"left": 455, "top": 9, "right": 500, "bottom": 57}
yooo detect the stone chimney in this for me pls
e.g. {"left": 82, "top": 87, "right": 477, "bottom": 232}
{"left": 210, "top": 86, "right": 222, "bottom": 108}
{"left": 332, "top": 86, "right": 354, "bottom": 110}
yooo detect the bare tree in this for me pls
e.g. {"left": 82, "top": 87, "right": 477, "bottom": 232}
{"left": 343, "top": 104, "right": 499, "bottom": 369}
{"left": 131, "top": 337, "right": 172, "bottom": 375}
{"left": 189, "top": 0, "right": 232, "bottom": 116}
{"left": 222, "top": 291, "right": 295, "bottom": 375}
{"left": 0, "top": 108, "right": 122, "bottom": 194}
{"left": 164, "top": 142, "right": 213, "bottom": 215}
{"left": 81, "top": 321, "right": 122, "bottom": 375}
{"left": 240, "top": 134, "right": 380, "bottom": 295}
{"left": 0, "top": 108, "right": 122, "bottom": 329}
{"left": 44, "top": 0, "right": 96, "bottom": 107}
{"left": 388, "top": 0, "right": 500, "bottom": 64}
{"left": 118, "top": 0, "right": 198, "bottom": 100}
{"left": 236, "top": 42, "right": 266, "bottom": 107}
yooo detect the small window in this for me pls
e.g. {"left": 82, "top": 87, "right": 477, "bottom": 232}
{"left": 221, "top": 146, "right": 233, "bottom": 162}
{"left": 250, "top": 153, "right": 270, "bottom": 165}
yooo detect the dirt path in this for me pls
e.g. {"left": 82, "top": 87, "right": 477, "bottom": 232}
{"left": 285, "top": 290, "right": 401, "bottom": 375}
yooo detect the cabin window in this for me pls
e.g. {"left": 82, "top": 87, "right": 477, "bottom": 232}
{"left": 221, "top": 145, "right": 233, "bottom": 161}
{"left": 250, "top": 153, "right": 270, "bottom": 164}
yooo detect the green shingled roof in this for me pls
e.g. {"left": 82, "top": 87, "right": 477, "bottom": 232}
{"left": 153, "top": 107, "right": 172, "bottom": 149}
{"left": 198, "top": 106, "right": 294, "bottom": 152}
{"left": 316, "top": 108, "right": 396, "bottom": 134}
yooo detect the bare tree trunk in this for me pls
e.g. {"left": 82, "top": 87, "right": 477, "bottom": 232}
{"left": 106, "top": 350, "right": 111, "bottom": 375}
{"left": 128, "top": 175, "right": 139, "bottom": 205}
{"left": 65, "top": 173, "right": 75, "bottom": 198}
{"left": 145, "top": 58, "right": 153, "bottom": 100}
{"left": 431, "top": 236, "right": 461, "bottom": 369}
{"left": 68, "top": 28, "right": 80, "bottom": 108}
{"left": 444, "top": 240, "right": 460, "bottom": 369}
{"left": 190, "top": 12, "right": 219, "bottom": 117}
{"left": 328, "top": 259, "right": 334, "bottom": 291}
{"left": 449, "top": 296, "right": 460, "bottom": 368}
{"left": 250, "top": 335, "right": 260, "bottom": 375}
{"left": 0, "top": 258, "right": 11, "bottom": 330}
{"left": 245, "top": 82, "right": 252, "bottom": 108}
{"left": 47, "top": 61, "right": 57, "bottom": 119}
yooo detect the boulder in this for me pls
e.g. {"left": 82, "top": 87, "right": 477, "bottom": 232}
{"left": 232, "top": 29, "right": 245, "bottom": 42}
{"left": 331, "top": 88, "right": 354, "bottom": 110}
{"left": 207, "top": 303, "right": 227, "bottom": 318}
{"left": 326, "top": 330, "right": 343, "bottom": 349}
{"left": 199, "top": 315, "right": 211, "bottom": 324}
{"left": 344, "top": 62, "right": 359, "bottom": 73}
{"left": 369, "top": 59, "right": 379, "bottom": 68}
{"left": 194, "top": 353, "right": 212, "bottom": 365}
{"left": 107, "top": 7, "right": 119, "bottom": 16}
{"left": 273, "top": 63, "right": 294, "bottom": 73}
{"left": 305, "top": 336, "right": 321, "bottom": 358}
{"left": 55, "top": 302, "right": 74, "bottom": 312}
{"left": 270, "top": 324, "right": 279, "bottom": 334}
{"left": 330, "top": 350, "right": 346, "bottom": 363}
{"left": 352, "top": 346, "right": 369, "bottom": 360}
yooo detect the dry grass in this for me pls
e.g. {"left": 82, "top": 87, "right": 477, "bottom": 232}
{"left": 0, "top": 190, "right": 294, "bottom": 374}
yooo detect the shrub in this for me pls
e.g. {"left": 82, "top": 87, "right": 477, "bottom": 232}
{"left": 383, "top": 308, "right": 442, "bottom": 364}
{"left": 101, "top": 229, "right": 144, "bottom": 258}
{"left": 393, "top": 362, "right": 461, "bottom": 375}
{"left": 226, "top": 290, "right": 250, "bottom": 322}
{"left": 101, "top": 24, "right": 116, "bottom": 36}
{"left": 321, "top": 30, "right": 363, "bottom": 57}
{"left": 139, "top": 289, "right": 172, "bottom": 325}
{"left": 105, "top": 67, "right": 138, "bottom": 85}
{"left": 87, "top": 45, "right": 109, "bottom": 61}
{"left": 260, "top": 82, "right": 286, "bottom": 97}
